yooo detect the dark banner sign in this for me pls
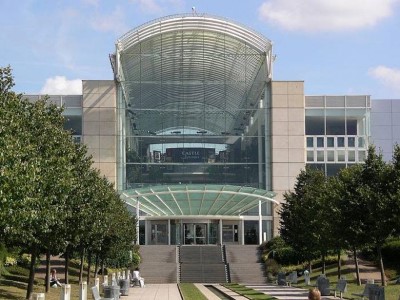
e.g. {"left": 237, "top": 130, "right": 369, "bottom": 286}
{"left": 166, "top": 148, "right": 215, "bottom": 162}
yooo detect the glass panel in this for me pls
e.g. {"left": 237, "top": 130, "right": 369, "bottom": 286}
{"left": 327, "top": 137, "right": 334, "bottom": 147}
{"left": 307, "top": 137, "right": 314, "bottom": 147}
{"left": 348, "top": 137, "right": 355, "bottom": 147}
{"left": 326, "top": 109, "right": 345, "bottom": 135}
{"left": 327, "top": 164, "right": 346, "bottom": 176}
{"left": 317, "top": 137, "right": 324, "bottom": 147}
{"left": 347, "top": 108, "right": 367, "bottom": 135}
{"left": 305, "top": 109, "right": 324, "bottom": 135}
{"left": 307, "top": 151, "right": 314, "bottom": 162}
{"left": 244, "top": 221, "right": 259, "bottom": 245}
{"left": 348, "top": 151, "right": 355, "bottom": 162}
{"left": 358, "top": 137, "right": 365, "bottom": 148}
{"left": 337, "top": 150, "right": 346, "bottom": 162}
{"left": 209, "top": 222, "right": 218, "bottom": 244}
{"left": 327, "top": 151, "right": 335, "bottom": 162}
{"left": 150, "top": 222, "right": 168, "bottom": 245}
{"left": 222, "top": 224, "right": 234, "bottom": 243}
{"left": 195, "top": 224, "right": 207, "bottom": 244}
{"left": 337, "top": 137, "right": 345, "bottom": 147}
{"left": 317, "top": 151, "right": 324, "bottom": 162}
{"left": 358, "top": 150, "right": 366, "bottom": 161}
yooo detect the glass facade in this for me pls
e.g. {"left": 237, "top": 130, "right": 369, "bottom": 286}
{"left": 305, "top": 95, "right": 370, "bottom": 175}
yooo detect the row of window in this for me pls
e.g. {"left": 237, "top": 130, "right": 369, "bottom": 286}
{"left": 307, "top": 149, "right": 366, "bottom": 163}
{"left": 307, "top": 136, "right": 366, "bottom": 149}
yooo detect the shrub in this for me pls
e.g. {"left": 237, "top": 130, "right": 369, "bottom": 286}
{"left": 17, "top": 254, "right": 32, "bottom": 268}
{"left": 382, "top": 238, "right": 400, "bottom": 265}
{"left": 5, "top": 256, "right": 17, "bottom": 266}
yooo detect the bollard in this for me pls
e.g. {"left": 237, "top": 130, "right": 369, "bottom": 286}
{"left": 103, "top": 275, "right": 109, "bottom": 286}
{"left": 95, "top": 277, "right": 100, "bottom": 291}
{"left": 104, "top": 285, "right": 120, "bottom": 300}
{"left": 60, "top": 284, "right": 71, "bottom": 300}
{"left": 79, "top": 281, "right": 87, "bottom": 300}
{"left": 32, "top": 293, "right": 45, "bottom": 300}
{"left": 119, "top": 278, "right": 130, "bottom": 296}
{"left": 125, "top": 269, "right": 130, "bottom": 281}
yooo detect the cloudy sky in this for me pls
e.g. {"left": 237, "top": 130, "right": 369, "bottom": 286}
{"left": 1, "top": 0, "right": 399, "bottom": 98}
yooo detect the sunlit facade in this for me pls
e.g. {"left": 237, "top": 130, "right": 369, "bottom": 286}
{"left": 26, "top": 14, "right": 390, "bottom": 245}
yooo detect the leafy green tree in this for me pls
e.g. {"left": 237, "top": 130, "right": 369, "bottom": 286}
{"left": 0, "top": 66, "right": 80, "bottom": 298}
{"left": 279, "top": 167, "right": 327, "bottom": 272}
{"left": 329, "top": 164, "right": 368, "bottom": 284}
{"left": 360, "top": 145, "right": 400, "bottom": 286}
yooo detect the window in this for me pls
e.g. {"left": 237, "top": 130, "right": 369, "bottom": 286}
{"left": 317, "top": 137, "right": 324, "bottom": 147}
{"left": 307, "top": 137, "right": 314, "bottom": 147}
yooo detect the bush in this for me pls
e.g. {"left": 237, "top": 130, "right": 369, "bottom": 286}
{"left": 5, "top": 256, "right": 17, "bottom": 266}
{"left": 17, "top": 254, "right": 32, "bottom": 268}
{"left": 382, "top": 238, "right": 400, "bottom": 265}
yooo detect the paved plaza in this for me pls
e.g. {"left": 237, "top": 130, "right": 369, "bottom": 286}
{"left": 118, "top": 283, "right": 340, "bottom": 300}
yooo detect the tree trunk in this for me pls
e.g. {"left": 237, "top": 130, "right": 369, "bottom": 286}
{"left": 64, "top": 245, "right": 70, "bottom": 284}
{"left": 87, "top": 250, "right": 92, "bottom": 285}
{"left": 45, "top": 250, "right": 50, "bottom": 292}
{"left": 26, "top": 245, "right": 37, "bottom": 300}
{"left": 353, "top": 246, "right": 361, "bottom": 286}
{"left": 94, "top": 254, "right": 99, "bottom": 279}
{"left": 101, "top": 259, "right": 105, "bottom": 277}
{"left": 322, "top": 253, "right": 326, "bottom": 275}
{"left": 337, "top": 250, "right": 342, "bottom": 279}
{"left": 308, "top": 260, "right": 312, "bottom": 273}
{"left": 79, "top": 248, "right": 85, "bottom": 283}
{"left": 377, "top": 245, "right": 386, "bottom": 286}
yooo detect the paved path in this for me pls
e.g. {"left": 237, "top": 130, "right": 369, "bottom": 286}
{"left": 122, "top": 284, "right": 182, "bottom": 300}
{"left": 245, "top": 284, "right": 338, "bottom": 300}
{"left": 117, "top": 283, "right": 340, "bottom": 300}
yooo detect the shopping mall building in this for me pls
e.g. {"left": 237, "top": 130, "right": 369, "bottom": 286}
{"left": 27, "top": 14, "right": 399, "bottom": 246}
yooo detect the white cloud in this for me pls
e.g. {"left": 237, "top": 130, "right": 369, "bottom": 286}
{"left": 369, "top": 66, "right": 400, "bottom": 95}
{"left": 130, "top": 0, "right": 184, "bottom": 14}
{"left": 131, "top": 0, "right": 162, "bottom": 14}
{"left": 90, "top": 6, "right": 128, "bottom": 35}
{"left": 40, "top": 76, "right": 82, "bottom": 95}
{"left": 258, "top": 0, "right": 399, "bottom": 32}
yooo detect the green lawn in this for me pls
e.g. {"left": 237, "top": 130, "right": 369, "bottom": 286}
{"left": 290, "top": 263, "right": 400, "bottom": 300}
{"left": 178, "top": 283, "right": 208, "bottom": 300}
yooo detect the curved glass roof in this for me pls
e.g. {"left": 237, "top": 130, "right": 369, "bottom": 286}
{"left": 122, "top": 184, "right": 277, "bottom": 217}
{"left": 113, "top": 14, "right": 273, "bottom": 135}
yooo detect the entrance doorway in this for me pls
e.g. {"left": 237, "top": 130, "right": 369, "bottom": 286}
{"left": 184, "top": 223, "right": 207, "bottom": 245}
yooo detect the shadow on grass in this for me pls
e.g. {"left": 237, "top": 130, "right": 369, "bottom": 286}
{"left": 0, "top": 287, "right": 23, "bottom": 300}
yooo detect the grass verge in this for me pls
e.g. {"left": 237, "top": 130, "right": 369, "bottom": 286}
{"left": 178, "top": 283, "right": 208, "bottom": 300}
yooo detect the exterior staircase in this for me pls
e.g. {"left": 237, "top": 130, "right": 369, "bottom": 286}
{"left": 225, "top": 245, "right": 266, "bottom": 284}
{"left": 179, "top": 245, "right": 228, "bottom": 283}
{"left": 139, "top": 245, "right": 178, "bottom": 283}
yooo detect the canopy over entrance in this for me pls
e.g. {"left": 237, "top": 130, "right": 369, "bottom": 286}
{"left": 122, "top": 184, "right": 277, "bottom": 216}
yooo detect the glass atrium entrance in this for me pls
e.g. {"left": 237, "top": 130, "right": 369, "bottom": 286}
{"left": 114, "top": 15, "right": 276, "bottom": 245}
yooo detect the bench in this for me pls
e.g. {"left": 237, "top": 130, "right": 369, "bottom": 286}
{"left": 351, "top": 283, "right": 375, "bottom": 299}
{"left": 316, "top": 275, "right": 330, "bottom": 296}
{"left": 368, "top": 285, "right": 384, "bottom": 300}
{"left": 333, "top": 279, "right": 347, "bottom": 299}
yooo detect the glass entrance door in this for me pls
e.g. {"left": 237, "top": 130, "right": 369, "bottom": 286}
{"left": 184, "top": 223, "right": 207, "bottom": 245}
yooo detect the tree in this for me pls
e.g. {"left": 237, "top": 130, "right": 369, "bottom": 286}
{"left": 0, "top": 66, "right": 81, "bottom": 298}
{"left": 360, "top": 145, "right": 400, "bottom": 286}
{"left": 329, "top": 164, "right": 368, "bottom": 284}
{"left": 279, "top": 167, "right": 328, "bottom": 271}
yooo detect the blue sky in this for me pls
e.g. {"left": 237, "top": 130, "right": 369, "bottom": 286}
{"left": 1, "top": 0, "right": 399, "bottom": 99}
